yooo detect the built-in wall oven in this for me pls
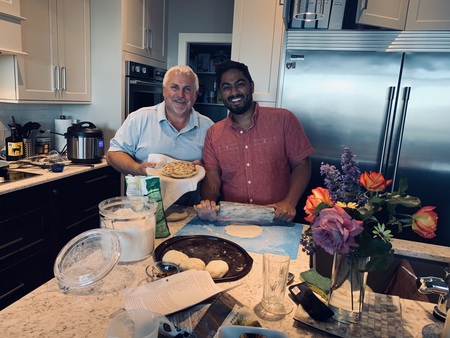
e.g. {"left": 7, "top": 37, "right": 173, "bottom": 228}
{"left": 125, "top": 61, "right": 166, "bottom": 117}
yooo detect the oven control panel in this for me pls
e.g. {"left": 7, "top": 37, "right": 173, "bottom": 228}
{"left": 126, "top": 61, "right": 165, "bottom": 82}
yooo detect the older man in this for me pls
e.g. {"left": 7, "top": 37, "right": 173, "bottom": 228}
{"left": 107, "top": 65, "right": 214, "bottom": 176}
{"left": 107, "top": 65, "right": 214, "bottom": 205}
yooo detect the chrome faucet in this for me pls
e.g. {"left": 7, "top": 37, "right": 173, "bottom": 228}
{"left": 403, "top": 266, "right": 450, "bottom": 322}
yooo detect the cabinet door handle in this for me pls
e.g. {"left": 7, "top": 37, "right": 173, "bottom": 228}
{"left": 362, "top": 0, "right": 368, "bottom": 10}
{"left": 147, "top": 29, "right": 153, "bottom": 50}
{"left": 54, "top": 66, "right": 61, "bottom": 92}
{"left": 61, "top": 67, "right": 67, "bottom": 91}
{"left": 279, "top": 0, "right": 284, "bottom": 5}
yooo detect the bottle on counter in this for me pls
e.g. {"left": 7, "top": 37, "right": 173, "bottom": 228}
{"left": 5, "top": 126, "right": 24, "bottom": 161}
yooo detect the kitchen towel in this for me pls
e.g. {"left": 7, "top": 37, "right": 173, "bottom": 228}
{"left": 54, "top": 116, "right": 73, "bottom": 152}
{"left": 384, "top": 259, "right": 430, "bottom": 302}
{"left": 145, "top": 154, "right": 205, "bottom": 210}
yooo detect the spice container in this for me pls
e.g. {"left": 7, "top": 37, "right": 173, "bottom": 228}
{"left": 35, "top": 135, "right": 51, "bottom": 155}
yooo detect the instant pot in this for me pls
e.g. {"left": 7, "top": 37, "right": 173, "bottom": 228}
{"left": 66, "top": 121, "right": 104, "bottom": 164}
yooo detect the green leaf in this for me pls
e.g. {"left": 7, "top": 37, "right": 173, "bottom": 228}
{"left": 312, "top": 201, "right": 331, "bottom": 215}
{"left": 389, "top": 194, "right": 421, "bottom": 207}
{"left": 355, "top": 230, "right": 393, "bottom": 272}
{"left": 398, "top": 174, "right": 408, "bottom": 195}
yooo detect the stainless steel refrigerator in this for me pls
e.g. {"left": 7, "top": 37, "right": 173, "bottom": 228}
{"left": 278, "top": 32, "right": 450, "bottom": 246}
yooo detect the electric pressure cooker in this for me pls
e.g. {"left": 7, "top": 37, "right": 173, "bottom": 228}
{"left": 66, "top": 121, "right": 104, "bottom": 164}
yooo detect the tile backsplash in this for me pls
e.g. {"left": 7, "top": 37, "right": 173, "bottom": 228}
{"left": 0, "top": 103, "right": 63, "bottom": 151}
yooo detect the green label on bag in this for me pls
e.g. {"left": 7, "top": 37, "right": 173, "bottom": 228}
{"left": 144, "top": 176, "right": 170, "bottom": 238}
{"left": 125, "top": 175, "right": 170, "bottom": 238}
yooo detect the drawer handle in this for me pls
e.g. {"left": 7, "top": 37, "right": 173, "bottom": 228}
{"left": 0, "top": 237, "right": 24, "bottom": 251}
{"left": 0, "top": 283, "right": 25, "bottom": 301}
{"left": 0, "top": 239, "right": 44, "bottom": 262}
{"left": 85, "top": 175, "right": 108, "bottom": 185}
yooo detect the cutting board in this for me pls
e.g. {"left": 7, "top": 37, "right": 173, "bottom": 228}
{"left": 174, "top": 217, "right": 303, "bottom": 259}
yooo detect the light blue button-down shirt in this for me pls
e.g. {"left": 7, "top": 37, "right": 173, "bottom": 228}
{"left": 109, "top": 102, "right": 214, "bottom": 163}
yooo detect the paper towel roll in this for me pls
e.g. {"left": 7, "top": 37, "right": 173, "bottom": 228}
{"left": 55, "top": 116, "right": 73, "bottom": 153}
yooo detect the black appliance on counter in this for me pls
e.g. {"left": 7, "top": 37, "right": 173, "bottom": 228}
{"left": 125, "top": 60, "right": 166, "bottom": 117}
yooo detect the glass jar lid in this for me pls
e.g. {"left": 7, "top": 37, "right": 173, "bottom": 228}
{"left": 53, "top": 228, "right": 121, "bottom": 293}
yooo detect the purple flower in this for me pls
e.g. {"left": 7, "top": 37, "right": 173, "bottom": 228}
{"left": 311, "top": 205, "right": 364, "bottom": 255}
{"left": 320, "top": 147, "right": 363, "bottom": 204}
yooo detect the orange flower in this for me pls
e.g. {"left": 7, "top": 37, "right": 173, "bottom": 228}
{"left": 412, "top": 206, "right": 438, "bottom": 239}
{"left": 359, "top": 171, "right": 393, "bottom": 192}
{"left": 304, "top": 187, "right": 333, "bottom": 222}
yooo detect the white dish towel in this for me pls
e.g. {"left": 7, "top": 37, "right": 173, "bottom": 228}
{"left": 146, "top": 154, "right": 205, "bottom": 210}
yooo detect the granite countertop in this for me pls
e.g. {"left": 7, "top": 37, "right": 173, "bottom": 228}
{"left": 392, "top": 238, "right": 450, "bottom": 265}
{"left": 0, "top": 208, "right": 443, "bottom": 337}
{"left": 0, "top": 158, "right": 110, "bottom": 195}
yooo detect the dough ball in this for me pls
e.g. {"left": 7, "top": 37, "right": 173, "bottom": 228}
{"left": 179, "top": 257, "right": 206, "bottom": 271}
{"left": 162, "top": 250, "right": 189, "bottom": 266}
{"left": 205, "top": 260, "right": 229, "bottom": 278}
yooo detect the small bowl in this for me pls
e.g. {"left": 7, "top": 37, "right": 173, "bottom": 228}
{"left": 50, "top": 163, "right": 65, "bottom": 172}
{"left": 145, "top": 261, "right": 180, "bottom": 282}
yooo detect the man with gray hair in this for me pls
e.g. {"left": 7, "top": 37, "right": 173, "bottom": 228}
{"left": 107, "top": 65, "right": 214, "bottom": 176}
{"left": 107, "top": 65, "right": 214, "bottom": 205}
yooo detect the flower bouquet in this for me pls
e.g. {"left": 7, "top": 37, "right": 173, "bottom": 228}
{"left": 300, "top": 147, "right": 438, "bottom": 322}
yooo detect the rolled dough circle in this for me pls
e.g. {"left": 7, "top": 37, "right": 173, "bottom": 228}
{"left": 224, "top": 224, "right": 263, "bottom": 238}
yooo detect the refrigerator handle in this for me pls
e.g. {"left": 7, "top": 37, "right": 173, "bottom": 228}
{"left": 391, "top": 86, "right": 411, "bottom": 190}
{"left": 379, "top": 86, "right": 396, "bottom": 173}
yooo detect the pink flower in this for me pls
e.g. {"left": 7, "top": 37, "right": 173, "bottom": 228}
{"left": 311, "top": 205, "right": 364, "bottom": 255}
{"left": 411, "top": 206, "right": 438, "bottom": 239}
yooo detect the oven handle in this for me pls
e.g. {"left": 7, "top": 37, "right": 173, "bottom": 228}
{"left": 129, "top": 79, "right": 162, "bottom": 87}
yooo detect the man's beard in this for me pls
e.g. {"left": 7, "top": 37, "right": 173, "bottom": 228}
{"left": 224, "top": 94, "right": 253, "bottom": 115}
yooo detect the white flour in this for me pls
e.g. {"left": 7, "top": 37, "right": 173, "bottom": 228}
{"left": 101, "top": 208, "right": 156, "bottom": 262}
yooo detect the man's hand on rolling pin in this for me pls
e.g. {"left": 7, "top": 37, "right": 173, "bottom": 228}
{"left": 194, "top": 200, "right": 220, "bottom": 221}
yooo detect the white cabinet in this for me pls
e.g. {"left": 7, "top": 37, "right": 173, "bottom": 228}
{"left": 0, "top": 0, "right": 25, "bottom": 55}
{"left": 356, "top": 0, "right": 450, "bottom": 31}
{"left": 123, "top": 0, "right": 167, "bottom": 64}
{"left": 0, "top": 0, "right": 21, "bottom": 17}
{"left": 231, "top": 0, "right": 284, "bottom": 106}
{"left": 0, "top": 0, "right": 90, "bottom": 103}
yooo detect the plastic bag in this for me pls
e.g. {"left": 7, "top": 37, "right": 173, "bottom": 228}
{"left": 125, "top": 175, "right": 170, "bottom": 238}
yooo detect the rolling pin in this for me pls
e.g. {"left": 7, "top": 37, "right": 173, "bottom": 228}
{"left": 217, "top": 201, "right": 275, "bottom": 221}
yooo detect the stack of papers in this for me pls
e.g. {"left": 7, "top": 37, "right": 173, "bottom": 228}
{"left": 124, "top": 270, "right": 224, "bottom": 315}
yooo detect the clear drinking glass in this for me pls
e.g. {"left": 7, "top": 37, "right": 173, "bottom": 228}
{"left": 261, "top": 252, "right": 293, "bottom": 315}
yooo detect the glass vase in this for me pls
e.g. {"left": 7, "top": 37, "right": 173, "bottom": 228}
{"left": 328, "top": 252, "right": 370, "bottom": 324}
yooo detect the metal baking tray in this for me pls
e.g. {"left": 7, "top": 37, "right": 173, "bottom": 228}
{"left": 154, "top": 235, "right": 253, "bottom": 283}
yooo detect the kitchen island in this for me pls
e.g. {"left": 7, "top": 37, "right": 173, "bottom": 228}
{"left": 0, "top": 207, "right": 444, "bottom": 337}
